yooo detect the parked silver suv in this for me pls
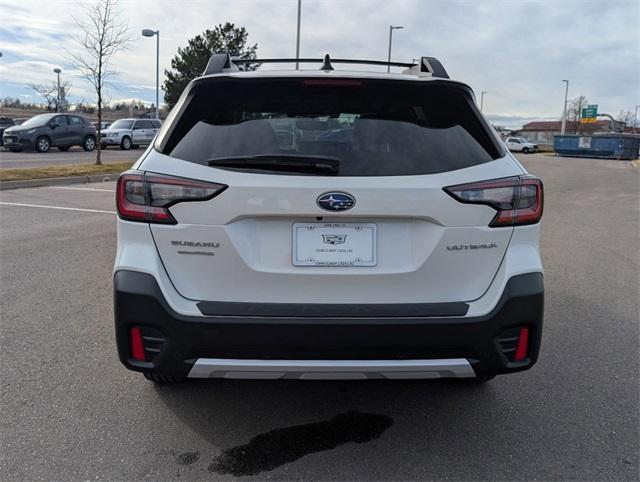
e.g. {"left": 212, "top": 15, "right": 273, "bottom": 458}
{"left": 2, "top": 113, "right": 97, "bottom": 152}
{"left": 100, "top": 118, "right": 161, "bottom": 150}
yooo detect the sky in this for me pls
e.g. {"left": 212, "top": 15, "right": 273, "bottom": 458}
{"left": 0, "top": 0, "right": 638, "bottom": 128}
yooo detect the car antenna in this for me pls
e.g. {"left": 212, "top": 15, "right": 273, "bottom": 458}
{"left": 320, "top": 54, "right": 334, "bottom": 71}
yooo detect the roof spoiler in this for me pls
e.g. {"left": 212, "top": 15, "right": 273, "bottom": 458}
{"left": 202, "top": 53, "right": 449, "bottom": 78}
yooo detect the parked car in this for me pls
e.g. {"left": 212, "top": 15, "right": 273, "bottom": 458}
{"left": 2, "top": 113, "right": 97, "bottom": 152}
{"left": 0, "top": 117, "right": 14, "bottom": 146}
{"left": 100, "top": 118, "right": 161, "bottom": 150}
{"left": 505, "top": 137, "right": 538, "bottom": 153}
{"left": 114, "top": 54, "right": 544, "bottom": 384}
{"left": 93, "top": 121, "right": 111, "bottom": 130}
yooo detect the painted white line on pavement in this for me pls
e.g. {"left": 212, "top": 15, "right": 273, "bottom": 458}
{"left": 0, "top": 201, "right": 116, "bottom": 214}
{"left": 48, "top": 186, "right": 115, "bottom": 192}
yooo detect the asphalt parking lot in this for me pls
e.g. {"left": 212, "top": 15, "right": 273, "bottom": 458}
{"left": 0, "top": 153, "right": 638, "bottom": 480}
{"left": 0, "top": 147, "right": 136, "bottom": 169}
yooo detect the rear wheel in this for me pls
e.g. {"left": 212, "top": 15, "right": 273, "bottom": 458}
{"left": 143, "top": 372, "right": 186, "bottom": 384}
{"left": 82, "top": 135, "right": 96, "bottom": 151}
{"left": 120, "top": 136, "right": 132, "bottom": 150}
{"left": 35, "top": 136, "right": 50, "bottom": 153}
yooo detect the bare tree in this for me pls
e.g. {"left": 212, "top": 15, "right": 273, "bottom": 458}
{"left": 26, "top": 83, "right": 57, "bottom": 111}
{"left": 69, "top": 0, "right": 131, "bottom": 165}
{"left": 616, "top": 109, "right": 634, "bottom": 128}
{"left": 567, "top": 95, "right": 589, "bottom": 133}
{"left": 26, "top": 81, "right": 71, "bottom": 112}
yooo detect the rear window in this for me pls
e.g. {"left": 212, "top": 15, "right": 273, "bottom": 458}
{"left": 157, "top": 78, "right": 503, "bottom": 176}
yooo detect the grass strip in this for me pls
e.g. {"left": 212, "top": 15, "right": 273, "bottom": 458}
{"left": 0, "top": 162, "right": 134, "bottom": 182}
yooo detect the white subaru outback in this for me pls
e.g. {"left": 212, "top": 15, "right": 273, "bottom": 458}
{"left": 114, "top": 54, "right": 544, "bottom": 384}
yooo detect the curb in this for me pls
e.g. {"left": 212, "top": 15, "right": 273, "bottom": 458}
{"left": 0, "top": 173, "right": 120, "bottom": 190}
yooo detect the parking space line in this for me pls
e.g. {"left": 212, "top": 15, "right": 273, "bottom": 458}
{"left": 0, "top": 201, "right": 116, "bottom": 214}
{"left": 48, "top": 186, "right": 115, "bottom": 192}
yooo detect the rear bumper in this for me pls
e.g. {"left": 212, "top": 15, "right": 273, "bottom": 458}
{"left": 114, "top": 270, "right": 544, "bottom": 379}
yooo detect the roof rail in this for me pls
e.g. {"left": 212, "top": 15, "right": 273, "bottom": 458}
{"left": 203, "top": 53, "right": 450, "bottom": 78}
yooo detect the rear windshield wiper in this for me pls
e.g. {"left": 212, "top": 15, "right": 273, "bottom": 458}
{"left": 208, "top": 154, "right": 340, "bottom": 175}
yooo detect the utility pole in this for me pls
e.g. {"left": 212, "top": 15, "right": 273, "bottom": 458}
{"left": 634, "top": 105, "right": 639, "bottom": 133}
{"left": 561, "top": 79, "right": 569, "bottom": 135}
{"left": 295, "top": 0, "right": 301, "bottom": 70}
{"left": 53, "top": 68, "right": 62, "bottom": 113}
{"left": 480, "top": 91, "right": 487, "bottom": 113}
{"left": 387, "top": 25, "right": 404, "bottom": 72}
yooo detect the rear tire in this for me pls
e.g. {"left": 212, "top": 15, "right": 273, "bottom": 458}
{"left": 143, "top": 372, "right": 186, "bottom": 384}
{"left": 120, "top": 136, "right": 132, "bottom": 150}
{"left": 82, "top": 135, "right": 96, "bottom": 151}
{"left": 36, "top": 136, "right": 50, "bottom": 153}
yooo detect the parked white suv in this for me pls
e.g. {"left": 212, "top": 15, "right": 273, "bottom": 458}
{"left": 100, "top": 118, "right": 161, "bottom": 150}
{"left": 505, "top": 137, "right": 538, "bottom": 153}
{"left": 114, "top": 54, "right": 544, "bottom": 384}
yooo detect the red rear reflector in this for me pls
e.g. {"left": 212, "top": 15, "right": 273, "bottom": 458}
{"left": 514, "top": 327, "right": 529, "bottom": 362}
{"left": 443, "top": 176, "right": 543, "bottom": 227}
{"left": 303, "top": 79, "right": 362, "bottom": 86}
{"left": 130, "top": 327, "right": 146, "bottom": 361}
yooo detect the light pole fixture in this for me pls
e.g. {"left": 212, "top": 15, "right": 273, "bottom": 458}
{"left": 53, "top": 68, "right": 62, "bottom": 113}
{"left": 142, "top": 29, "right": 160, "bottom": 119}
{"left": 480, "top": 91, "right": 487, "bottom": 113}
{"left": 387, "top": 25, "right": 404, "bottom": 73}
{"left": 295, "top": 0, "right": 302, "bottom": 70}
{"left": 561, "top": 79, "right": 570, "bottom": 135}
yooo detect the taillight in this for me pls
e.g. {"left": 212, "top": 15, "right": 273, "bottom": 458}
{"left": 116, "top": 171, "right": 227, "bottom": 224}
{"left": 443, "top": 176, "right": 543, "bottom": 227}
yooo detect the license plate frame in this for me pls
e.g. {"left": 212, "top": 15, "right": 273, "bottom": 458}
{"left": 293, "top": 222, "right": 377, "bottom": 267}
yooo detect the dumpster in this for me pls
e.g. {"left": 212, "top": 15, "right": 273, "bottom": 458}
{"left": 553, "top": 134, "right": 640, "bottom": 160}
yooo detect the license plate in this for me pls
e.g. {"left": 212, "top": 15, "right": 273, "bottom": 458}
{"left": 293, "top": 223, "right": 377, "bottom": 267}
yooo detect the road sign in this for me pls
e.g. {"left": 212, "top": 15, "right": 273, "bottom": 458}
{"left": 581, "top": 104, "right": 598, "bottom": 120}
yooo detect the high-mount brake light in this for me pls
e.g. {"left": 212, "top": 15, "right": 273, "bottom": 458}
{"left": 443, "top": 176, "right": 543, "bottom": 227}
{"left": 303, "top": 79, "right": 362, "bottom": 87}
{"left": 116, "top": 171, "right": 227, "bottom": 224}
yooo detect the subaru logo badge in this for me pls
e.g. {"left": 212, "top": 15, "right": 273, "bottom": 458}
{"left": 316, "top": 192, "right": 356, "bottom": 212}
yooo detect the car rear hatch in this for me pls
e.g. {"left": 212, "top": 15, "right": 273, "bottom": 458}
{"left": 132, "top": 76, "right": 526, "bottom": 305}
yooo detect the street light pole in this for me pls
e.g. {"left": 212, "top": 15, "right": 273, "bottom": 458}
{"left": 634, "top": 105, "right": 639, "bottom": 133}
{"left": 295, "top": 0, "right": 301, "bottom": 70}
{"left": 387, "top": 25, "right": 404, "bottom": 73}
{"left": 480, "top": 91, "right": 487, "bottom": 113}
{"left": 561, "top": 79, "right": 569, "bottom": 135}
{"left": 53, "top": 68, "right": 62, "bottom": 113}
{"left": 142, "top": 29, "right": 160, "bottom": 119}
